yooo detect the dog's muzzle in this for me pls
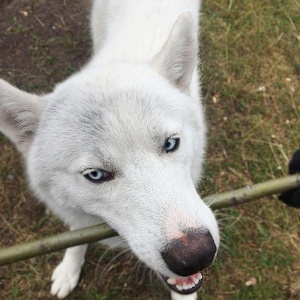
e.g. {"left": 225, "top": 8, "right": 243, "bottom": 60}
{"left": 160, "top": 229, "right": 216, "bottom": 295}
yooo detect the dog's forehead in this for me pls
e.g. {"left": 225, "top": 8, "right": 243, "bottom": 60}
{"left": 39, "top": 71, "right": 193, "bottom": 165}
{"left": 46, "top": 69, "right": 191, "bottom": 136}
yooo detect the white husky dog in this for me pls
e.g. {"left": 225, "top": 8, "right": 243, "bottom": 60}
{"left": 0, "top": 0, "right": 219, "bottom": 299}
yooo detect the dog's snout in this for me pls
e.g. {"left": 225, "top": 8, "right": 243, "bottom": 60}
{"left": 161, "top": 229, "right": 216, "bottom": 277}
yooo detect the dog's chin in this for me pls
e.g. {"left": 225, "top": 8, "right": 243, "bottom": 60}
{"left": 161, "top": 272, "right": 203, "bottom": 295}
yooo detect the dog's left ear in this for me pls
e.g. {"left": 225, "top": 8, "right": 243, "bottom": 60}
{"left": 0, "top": 79, "right": 46, "bottom": 156}
{"left": 151, "top": 12, "right": 198, "bottom": 93}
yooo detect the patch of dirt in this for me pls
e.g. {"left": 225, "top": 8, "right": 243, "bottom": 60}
{"left": 0, "top": 0, "right": 91, "bottom": 92}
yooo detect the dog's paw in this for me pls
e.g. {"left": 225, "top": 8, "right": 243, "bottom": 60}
{"left": 171, "top": 291, "right": 197, "bottom": 300}
{"left": 50, "top": 261, "right": 82, "bottom": 299}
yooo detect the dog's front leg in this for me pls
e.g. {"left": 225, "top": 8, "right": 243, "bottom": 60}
{"left": 50, "top": 243, "right": 88, "bottom": 299}
{"left": 171, "top": 291, "right": 197, "bottom": 300}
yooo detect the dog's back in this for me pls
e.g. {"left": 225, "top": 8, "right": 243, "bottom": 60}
{"left": 90, "top": 0, "right": 200, "bottom": 57}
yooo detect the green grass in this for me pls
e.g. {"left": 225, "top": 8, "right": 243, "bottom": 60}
{"left": 199, "top": 0, "right": 300, "bottom": 298}
{"left": 0, "top": 0, "right": 299, "bottom": 299}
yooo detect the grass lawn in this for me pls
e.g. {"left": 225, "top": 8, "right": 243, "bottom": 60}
{"left": 0, "top": 0, "right": 299, "bottom": 299}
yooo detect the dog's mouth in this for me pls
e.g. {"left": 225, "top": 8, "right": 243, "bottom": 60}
{"left": 162, "top": 272, "right": 203, "bottom": 295}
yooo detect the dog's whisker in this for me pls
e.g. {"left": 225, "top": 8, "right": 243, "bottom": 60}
{"left": 132, "top": 258, "right": 150, "bottom": 285}
{"left": 219, "top": 241, "right": 227, "bottom": 249}
{"left": 216, "top": 217, "right": 238, "bottom": 227}
{"left": 205, "top": 194, "right": 219, "bottom": 207}
{"left": 149, "top": 268, "right": 155, "bottom": 285}
{"left": 214, "top": 212, "right": 238, "bottom": 220}
{"left": 98, "top": 248, "right": 131, "bottom": 283}
{"left": 149, "top": 270, "right": 163, "bottom": 291}
{"left": 94, "top": 238, "right": 127, "bottom": 279}
{"left": 140, "top": 262, "right": 150, "bottom": 285}
{"left": 132, "top": 258, "right": 143, "bottom": 279}
{"left": 214, "top": 211, "right": 231, "bottom": 218}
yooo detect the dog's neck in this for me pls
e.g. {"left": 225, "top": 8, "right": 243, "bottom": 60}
{"left": 91, "top": 0, "right": 200, "bottom": 65}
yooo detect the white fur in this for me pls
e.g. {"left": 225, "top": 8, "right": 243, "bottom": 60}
{"left": 0, "top": 1, "right": 219, "bottom": 299}
{"left": 171, "top": 291, "right": 198, "bottom": 300}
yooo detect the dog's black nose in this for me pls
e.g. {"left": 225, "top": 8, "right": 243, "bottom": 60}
{"left": 161, "top": 229, "right": 216, "bottom": 277}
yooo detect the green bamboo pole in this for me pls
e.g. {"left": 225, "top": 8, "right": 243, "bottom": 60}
{"left": 0, "top": 174, "right": 299, "bottom": 266}
{"left": 209, "top": 174, "right": 300, "bottom": 210}
{"left": 0, "top": 224, "right": 117, "bottom": 266}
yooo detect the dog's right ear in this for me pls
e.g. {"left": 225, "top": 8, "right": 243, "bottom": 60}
{"left": 0, "top": 79, "right": 46, "bottom": 156}
{"left": 151, "top": 13, "right": 198, "bottom": 93}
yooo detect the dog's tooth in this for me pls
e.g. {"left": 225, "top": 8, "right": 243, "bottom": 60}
{"left": 188, "top": 283, "right": 194, "bottom": 289}
{"left": 167, "top": 277, "right": 176, "bottom": 285}
{"left": 193, "top": 277, "right": 199, "bottom": 284}
{"left": 196, "top": 272, "right": 203, "bottom": 280}
{"left": 192, "top": 273, "right": 202, "bottom": 285}
{"left": 176, "top": 285, "right": 183, "bottom": 291}
{"left": 182, "top": 283, "right": 188, "bottom": 290}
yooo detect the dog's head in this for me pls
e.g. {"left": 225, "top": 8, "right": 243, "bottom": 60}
{"left": 0, "top": 13, "right": 219, "bottom": 295}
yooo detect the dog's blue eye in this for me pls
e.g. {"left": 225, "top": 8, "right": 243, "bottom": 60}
{"left": 83, "top": 169, "right": 112, "bottom": 184}
{"left": 164, "top": 137, "right": 180, "bottom": 153}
